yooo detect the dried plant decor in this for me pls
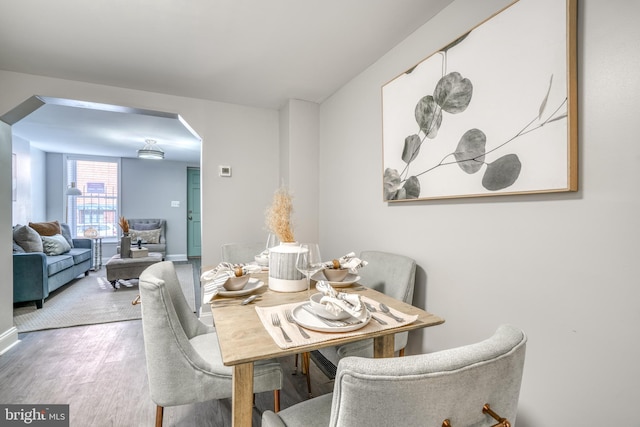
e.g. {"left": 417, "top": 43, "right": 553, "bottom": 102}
{"left": 118, "top": 216, "right": 130, "bottom": 234}
{"left": 265, "top": 187, "right": 295, "bottom": 243}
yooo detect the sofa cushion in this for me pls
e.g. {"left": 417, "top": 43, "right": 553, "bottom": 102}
{"left": 13, "top": 225, "right": 44, "bottom": 253}
{"left": 59, "top": 223, "right": 75, "bottom": 248}
{"left": 42, "top": 234, "right": 72, "bottom": 256}
{"left": 68, "top": 247, "right": 92, "bottom": 264}
{"left": 46, "top": 255, "right": 75, "bottom": 276}
{"left": 29, "top": 220, "right": 61, "bottom": 236}
{"left": 130, "top": 228, "right": 161, "bottom": 244}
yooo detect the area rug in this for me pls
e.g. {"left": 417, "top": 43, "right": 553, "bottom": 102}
{"left": 13, "top": 262, "right": 196, "bottom": 333}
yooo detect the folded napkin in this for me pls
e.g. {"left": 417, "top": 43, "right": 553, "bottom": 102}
{"left": 321, "top": 252, "right": 368, "bottom": 272}
{"left": 201, "top": 262, "right": 262, "bottom": 303}
{"left": 315, "top": 281, "right": 368, "bottom": 322}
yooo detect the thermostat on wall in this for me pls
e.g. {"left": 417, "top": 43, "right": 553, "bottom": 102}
{"left": 219, "top": 165, "right": 232, "bottom": 177}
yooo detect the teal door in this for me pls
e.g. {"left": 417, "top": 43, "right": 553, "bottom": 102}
{"left": 187, "top": 167, "right": 201, "bottom": 257}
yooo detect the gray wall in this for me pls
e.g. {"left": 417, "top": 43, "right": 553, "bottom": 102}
{"left": 317, "top": 0, "right": 640, "bottom": 425}
{"left": 121, "top": 157, "right": 198, "bottom": 260}
{"left": 36, "top": 153, "right": 198, "bottom": 261}
{"left": 1, "top": 0, "right": 639, "bottom": 423}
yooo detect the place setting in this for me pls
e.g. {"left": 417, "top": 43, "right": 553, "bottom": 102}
{"left": 310, "top": 252, "right": 365, "bottom": 288}
{"left": 255, "top": 280, "right": 418, "bottom": 349}
{"left": 201, "top": 262, "right": 266, "bottom": 304}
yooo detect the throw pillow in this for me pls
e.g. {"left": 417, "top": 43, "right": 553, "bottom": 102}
{"left": 13, "top": 225, "right": 44, "bottom": 253}
{"left": 41, "top": 234, "right": 72, "bottom": 256}
{"left": 29, "top": 220, "right": 61, "bottom": 236}
{"left": 129, "top": 228, "right": 161, "bottom": 244}
{"left": 131, "top": 221, "right": 161, "bottom": 230}
{"left": 13, "top": 242, "right": 26, "bottom": 253}
{"left": 59, "top": 223, "right": 75, "bottom": 248}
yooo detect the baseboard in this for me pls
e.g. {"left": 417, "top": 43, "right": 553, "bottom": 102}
{"left": 0, "top": 326, "right": 20, "bottom": 355}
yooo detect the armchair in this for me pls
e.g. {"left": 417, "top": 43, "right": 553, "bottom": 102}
{"left": 139, "top": 261, "right": 283, "bottom": 426}
{"left": 118, "top": 218, "right": 166, "bottom": 259}
{"left": 263, "top": 324, "right": 527, "bottom": 427}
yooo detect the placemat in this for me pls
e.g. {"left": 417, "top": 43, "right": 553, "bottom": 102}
{"left": 255, "top": 296, "right": 417, "bottom": 349}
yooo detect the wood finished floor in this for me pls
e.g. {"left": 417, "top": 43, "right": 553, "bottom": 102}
{"left": 1, "top": 258, "right": 334, "bottom": 426}
{"left": 0, "top": 320, "right": 334, "bottom": 426}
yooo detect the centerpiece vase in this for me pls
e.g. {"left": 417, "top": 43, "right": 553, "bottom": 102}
{"left": 120, "top": 234, "right": 131, "bottom": 258}
{"left": 268, "top": 242, "right": 306, "bottom": 292}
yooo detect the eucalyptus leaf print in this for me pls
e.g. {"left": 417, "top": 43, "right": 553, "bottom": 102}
{"left": 414, "top": 96, "right": 442, "bottom": 138}
{"left": 402, "top": 176, "right": 420, "bottom": 199}
{"left": 434, "top": 72, "right": 473, "bottom": 114}
{"left": 482, "top": 154, "right": 522, "bottom": 191}
{"left": 384, "top": 168, "right": 402, "bottom": 200}
{"left": 382, "top": 0, "right": 574, "bottom": 201}
{"left": 402, "top": 134, "right": 421, "bottom": 164}
{"left": 454, "top": 129, "right": 486, "bottom": 174}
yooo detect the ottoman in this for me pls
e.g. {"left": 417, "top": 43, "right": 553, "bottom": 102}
{"left": 105, "top": 252, "right": 163, "bottom": 289}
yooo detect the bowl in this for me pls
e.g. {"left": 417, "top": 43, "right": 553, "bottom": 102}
{"left": 223, "top": 274, "right": 250, "bottom": 291}
{"left": 309, "top": 293, "right": 350, "bottom": 320}
{"left": 322, "top": 268, "right": 349, "bottom": 282}
{"left": 254, "top": 255, "right": 269, "bottom": 267}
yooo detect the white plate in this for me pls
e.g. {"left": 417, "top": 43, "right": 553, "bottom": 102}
{"left": 217, "top": 279, "right": 265, "bottom": 297}
{"left": 311, "top": 271, "right": 360, "bottom": 288}
{"left": 291, "top": 303, "right": 371, "bottom": 333}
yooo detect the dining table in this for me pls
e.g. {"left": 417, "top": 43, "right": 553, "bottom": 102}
{"left": 208, "top": 272, "right": 445, "bottom": 427}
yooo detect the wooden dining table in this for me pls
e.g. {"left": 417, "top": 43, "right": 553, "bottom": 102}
{"left": 209, "top": 272, "right": 445, "bottom": 427}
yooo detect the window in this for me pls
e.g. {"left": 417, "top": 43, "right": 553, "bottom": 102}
{"left": 66, "top": 157, "right": 120, "bottom": 239}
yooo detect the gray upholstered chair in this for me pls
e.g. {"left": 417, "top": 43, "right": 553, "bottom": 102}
{"left": 138, "top": 261, "right": 283, "bottom": 426}
{"left": 263, "top": 324, "right": 527, "bottom": 427}
{"left": 119, "top": 218, "right": 167, "bottom": 259}
{"left": 221, "top": 241, "right": 265, "bottom": 264}
{"left": 314, "top": 250, "right": 417, "bottom": 370}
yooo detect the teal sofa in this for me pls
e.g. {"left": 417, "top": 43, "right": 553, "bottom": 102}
{"left": 13, "top": 223, "right": 93, "bottom": 309}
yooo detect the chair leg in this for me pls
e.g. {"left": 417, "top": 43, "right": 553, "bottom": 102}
{"left": 273, "top": 390, "right": 280, "bottom": 412}
{"left": 302, "top": 351, "right": 312, "bottom": 397}
{"left": 293, "top": 353, "right": 299, "bottom": 374}
{"left": 155, "top": 406, "right": 164, "bottom": 427}
{"left": 399, "top": 348, "right": 405, "bottom": 357}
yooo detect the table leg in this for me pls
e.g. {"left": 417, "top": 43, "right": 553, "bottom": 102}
{"left": 232, "top": 362, "right": 254, "bottom": 427}
{"left": 373, "top": 334, "right": 395, "bottom": 358}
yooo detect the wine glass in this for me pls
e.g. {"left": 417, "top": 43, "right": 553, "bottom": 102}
{"left": 296, "top": 243, "right": 323, "bottom": 293}
{"left": 265, "top": 233, "right": 280, "bottom": 252}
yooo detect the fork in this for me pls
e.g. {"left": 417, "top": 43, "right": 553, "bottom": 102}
{"left": 271, "top": 313, "right": 292, "bottom": 342}
{"left": 285, "top": 309, "right": 310, "bottom": 339}
{"left": 364, "top": 302, "right": 387, "bottom": 325}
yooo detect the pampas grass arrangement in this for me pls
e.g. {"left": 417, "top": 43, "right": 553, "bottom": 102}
{"left": 118, "top": 216, "right": 130, "bottom": 235}
{"left": 266, "top": 187, "right": 295, "bottom": 242}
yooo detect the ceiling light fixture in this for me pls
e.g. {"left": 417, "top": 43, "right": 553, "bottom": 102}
{"left": 137, "top": 139, "right": 165, "bottom": 160}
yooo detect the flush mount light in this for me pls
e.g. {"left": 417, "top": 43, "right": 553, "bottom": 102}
{"left": 137, "top": 139, "right": 165, "bottom": 159}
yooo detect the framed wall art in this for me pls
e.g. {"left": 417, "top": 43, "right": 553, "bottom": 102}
{"left": 382, "top": 0, "right": 577, "bottom": 202}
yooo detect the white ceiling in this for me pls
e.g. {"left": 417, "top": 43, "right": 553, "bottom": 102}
{"left": 0, "top": 0, "right": 455, "bottom": 162}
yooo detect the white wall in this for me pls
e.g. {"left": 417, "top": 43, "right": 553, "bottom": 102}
{"left": 280, "top": 99, "right": 320, "bottom": 243}
{"left": 318, "top": 0, "right": 640, "bottom": 425}
{"left": 11, "top": 136, "right": 31, "bottom": 224}
{"left": 0, "top": 70, "right": 281, "bottom": 352}
{"left": 0, "top": 121, "right": 18, "bottom": 354}
{"left": 121, "top": 157, "right": 197, "bottom": 260}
